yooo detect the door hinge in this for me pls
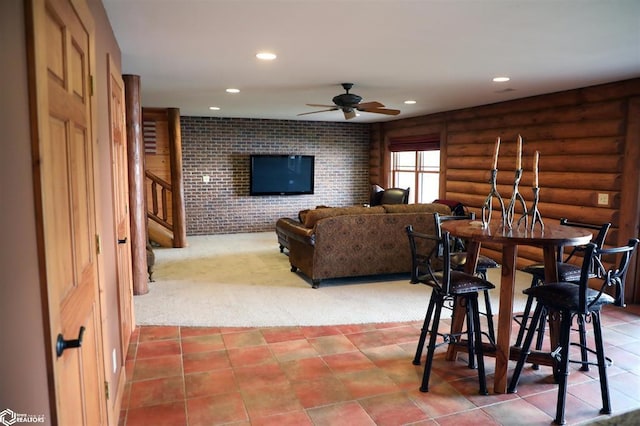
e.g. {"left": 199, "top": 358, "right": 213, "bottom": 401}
{"left": 104, "top": 381, "right": 110, "bottom": 400}
{"left": 89, "top": 75, "right": 94, "bottom": 97}
{"left": 96, "top": 234, "right": 102, "bottom": 255}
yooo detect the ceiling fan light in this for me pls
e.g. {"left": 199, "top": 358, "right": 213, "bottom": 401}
{"left": 493, "top": 76, "right": 510, "bottom": 82}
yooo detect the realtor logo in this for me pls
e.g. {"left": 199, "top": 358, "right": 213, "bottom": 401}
{"left": 0, "top": 409, "right": 45, "bottom": 425}
{"left": 0, "top": 409, "right": 17, "bottom": 426}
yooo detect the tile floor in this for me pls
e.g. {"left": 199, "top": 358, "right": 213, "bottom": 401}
{"left": 119, "top": 304, "right": 640, "bottom": 425}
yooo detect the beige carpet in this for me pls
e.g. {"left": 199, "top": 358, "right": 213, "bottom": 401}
{"left": 135, "top": 232, "right": 531, "bottom": 327}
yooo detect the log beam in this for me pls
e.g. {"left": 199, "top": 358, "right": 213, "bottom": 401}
{"left": 168, "top": 108, "right": 187, "bottom": 248}
{"left": 123, "top": 74, "right": 148, "bottom": 295}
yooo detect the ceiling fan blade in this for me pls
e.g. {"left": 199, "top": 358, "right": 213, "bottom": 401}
{"left": 356, "top": 101, "right": 385, "bottom": 109}
{"left": 306, "top": 103, "right": 337, "bottom": 108}
{"left": 360, "top": 107, "right": 401, "bottom": 116}
{"left": 297, "top": 108, "right": 338, "bottom": 116}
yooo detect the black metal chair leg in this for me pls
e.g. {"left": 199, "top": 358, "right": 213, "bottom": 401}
{"left": 420, "top": 294, "right": 444, "bottom": 392}
{"left": 473, "top": 269, "right": 496, "bottom": 345}
{"left": 413, "top": 296, "right": 436, "bottom": 365}
{"left": 465, "top": 297, "right": 476, "bottom": 369}
{"left": 531, "top": 307, "right": 548, "bottom": 370}
{"left": 515, "top": 276, "right": 545, "bottom": 349}
{"left": 482, "top": 290, "right": 495, "bottom": 343}
{"left": 553, "top": 310, "right": 572, "bottom": 425}
{"left": 577, "top": 315, "right": 590, "bottom": 371}
{"left": 515, "top": 293, "right": 535, "bottom": 347}
{"left": 508, "top": 303, "right": 545, "bottom": 393}
{"left": 592, "top": 311, "right": 611, "bottom": 415}
{"left": 471, "top": 294, "right": 488, "bottom": 395}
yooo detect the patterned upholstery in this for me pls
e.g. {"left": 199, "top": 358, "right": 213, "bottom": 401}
{"left": 276, "top": 203, "right": 451, "bottom": 288}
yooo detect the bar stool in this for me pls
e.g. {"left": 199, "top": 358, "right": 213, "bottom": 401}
{"left": 436, "top": 213, "right": 499, "bottom": 344}
{"left": 508, "top": 238, "right": 639, "bottom": 425}
{"left": 406, "top": 224, "right": 495, "bottom": 395}
{"left": 515, "top": 219, "right": 610, "bottom": 370}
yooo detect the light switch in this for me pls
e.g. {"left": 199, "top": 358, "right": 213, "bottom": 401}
{"left": 202, "top": 175, "right": 210, "bottom": 183}
{"left": 597, "top": 193, "right": 609, "bottom": 206}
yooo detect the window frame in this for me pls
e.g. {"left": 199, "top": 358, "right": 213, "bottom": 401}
{"left": 387, "top": 134, "right": 441, "bottom": 204}
{"left": 390, "top": 149, "right": 440, "bottom": 203}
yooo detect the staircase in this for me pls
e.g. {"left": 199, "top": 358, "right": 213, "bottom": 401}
{"left": 146, "top": 170, "right": 174, "bottom": 247}
{"left": 148, "top": 219, "right": 173, "bottom": 247}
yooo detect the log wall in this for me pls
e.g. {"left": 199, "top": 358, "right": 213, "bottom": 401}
{"left": 143, "top": 107, "right": 172, "bottom": 223}
{"left": 373, "top": 78, "right": 640, "bottom": 301}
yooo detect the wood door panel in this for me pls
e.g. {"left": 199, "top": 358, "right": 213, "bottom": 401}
{"left": 56, "top": 302, "right": 102, "bottom": 426}
{"left": 56, "top": 349, "right": 83, "bottom": 426}
{"left": 80, "top": 303, "right": 103, "bottom": 424}
{"left": 43, "top": 116, "right": 75, "bottom": 302}
{"left": 70, "top": 40, "right": 86, "bottom": 99}
{"left": 45, "top": 9, "right": 65, "bottom": 82}
{"left": 108, "top": 56, "right": 134, "bottom": 358}
{"left": 71, "top": 123, "right": 93, "bottom": 271}
{"left": 28, "top": 0, "right": 106, "bottom": 423}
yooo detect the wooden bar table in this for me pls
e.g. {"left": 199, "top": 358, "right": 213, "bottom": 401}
{"left": 440, "top": 219, "right": 592, "bottom": 394}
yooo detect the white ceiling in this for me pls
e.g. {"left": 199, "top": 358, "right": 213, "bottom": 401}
{"left": 102, "top": 0, "right": 640, "bottom": 123}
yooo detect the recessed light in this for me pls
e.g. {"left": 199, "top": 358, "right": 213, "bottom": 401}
{"left": 226, "top": 88, "right": 240, "bottom": 94}
{"left": 404, "top": 100, "right": 417, "bottom": 105}
{"left": 493, "top": 77, "right": 510, "bottom": 82}
{"left": 209, "top": 106, "right": 220, "bottom": 111}
{"left": 256, "top": 52, "right": 277, "bottom": 60}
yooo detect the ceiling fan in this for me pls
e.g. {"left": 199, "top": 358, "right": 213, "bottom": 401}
{"left": 298, "top": 83, "right": 401, "bottom": 120}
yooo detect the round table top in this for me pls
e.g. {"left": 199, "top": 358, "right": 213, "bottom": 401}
{"left": 440, "top": 219, "right": 593, "bottom": 247}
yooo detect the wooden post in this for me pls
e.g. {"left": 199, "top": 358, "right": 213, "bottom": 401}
{"left": 123, "top": 75, "right": 148, "bottom": 295}
{"left": 168, "top": 108, "right": 187, "bottom": 248}
{"left": 621, "top": 96, "right": 640, "bottom": 302}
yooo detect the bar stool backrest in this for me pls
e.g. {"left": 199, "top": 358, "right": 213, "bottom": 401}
{"left": 558, "top": 218, "right": 611, "bottom": 277}
{"left": 406, "top": 224, "right": 454, "bottom": 294}
{"left": 578, "top": 239, "right": 639, "bottom": 312}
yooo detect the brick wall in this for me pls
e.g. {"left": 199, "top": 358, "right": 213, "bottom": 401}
{"left": 181, "top": 117, "right": 371, "bottom": 235}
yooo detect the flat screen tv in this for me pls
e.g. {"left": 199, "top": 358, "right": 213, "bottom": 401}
{"left": 250, "top": 155, "right": 315, "bottom": 195}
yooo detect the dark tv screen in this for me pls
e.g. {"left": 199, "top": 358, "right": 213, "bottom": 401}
{"left": 250, "top": 155, "right": 315, "bottom": 195}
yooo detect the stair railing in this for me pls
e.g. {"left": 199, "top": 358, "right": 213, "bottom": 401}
{"left": 145, "top": 170, "right": 173, "bottom": 232}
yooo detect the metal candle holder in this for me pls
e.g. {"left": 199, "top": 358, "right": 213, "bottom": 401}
{"left": 506, "top": 168, "right": 528, "bottom": 230}
{"left": 481, "top": 168, "right": 506, "bottom": 228}
{"left": 525, "top": 187, "right": 544, "bottom": 232}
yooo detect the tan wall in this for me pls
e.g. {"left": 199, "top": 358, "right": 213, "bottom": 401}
{"left": 375, "top": 79, "right": 640, "bottom": 301}
{"left": 0, "top": 0, "right": 52, "bottom": 419}
{"left": 0, "top": 0, "right": 125, "bottom": 422}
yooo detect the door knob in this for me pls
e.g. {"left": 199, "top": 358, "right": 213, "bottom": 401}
{"left": 118, "top": 237, "right": 127, "bottom": 244}
{"left": 56, "top": 326, "right": 85, "bottom": 357}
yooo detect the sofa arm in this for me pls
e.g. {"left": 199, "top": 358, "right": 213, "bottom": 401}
{"left": 276, "top": 218, "right": 315, "bottom": 246}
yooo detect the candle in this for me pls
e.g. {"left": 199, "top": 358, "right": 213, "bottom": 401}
{"left": 533, "top": 150, "right": 540, "bottom": 188}
{"left": 516, "top": 135, "right": 523, "bottom": 170}
{"left": 492, "top": 137, "right": 501, "bottom": 169}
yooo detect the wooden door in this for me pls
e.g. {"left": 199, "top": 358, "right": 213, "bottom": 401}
{"left": 26, "top": 0, "right": 106, "bottom": 424}
{"left": 108, "top": 55, "right": 135, "bottom": 360}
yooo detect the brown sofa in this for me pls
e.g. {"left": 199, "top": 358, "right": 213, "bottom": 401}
{"left": 275, "top": 203, "right": 451, "bottom": 288}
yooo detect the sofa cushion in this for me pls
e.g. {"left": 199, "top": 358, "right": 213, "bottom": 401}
{"left": 382, "top": 203, "right": 451, "bottom": 215}
{"left": 298, "top": 209, "right": 310, "bottom": 223}
{"left": 298, "top": 205, "right": 332, "bottom": 223}
{"left": 302, "top": 205, "right": 386, "bottom": 228}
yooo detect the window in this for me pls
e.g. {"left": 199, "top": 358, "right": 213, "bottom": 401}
{"left": 391, "top": 150, "right": 440, "bottom": 203}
